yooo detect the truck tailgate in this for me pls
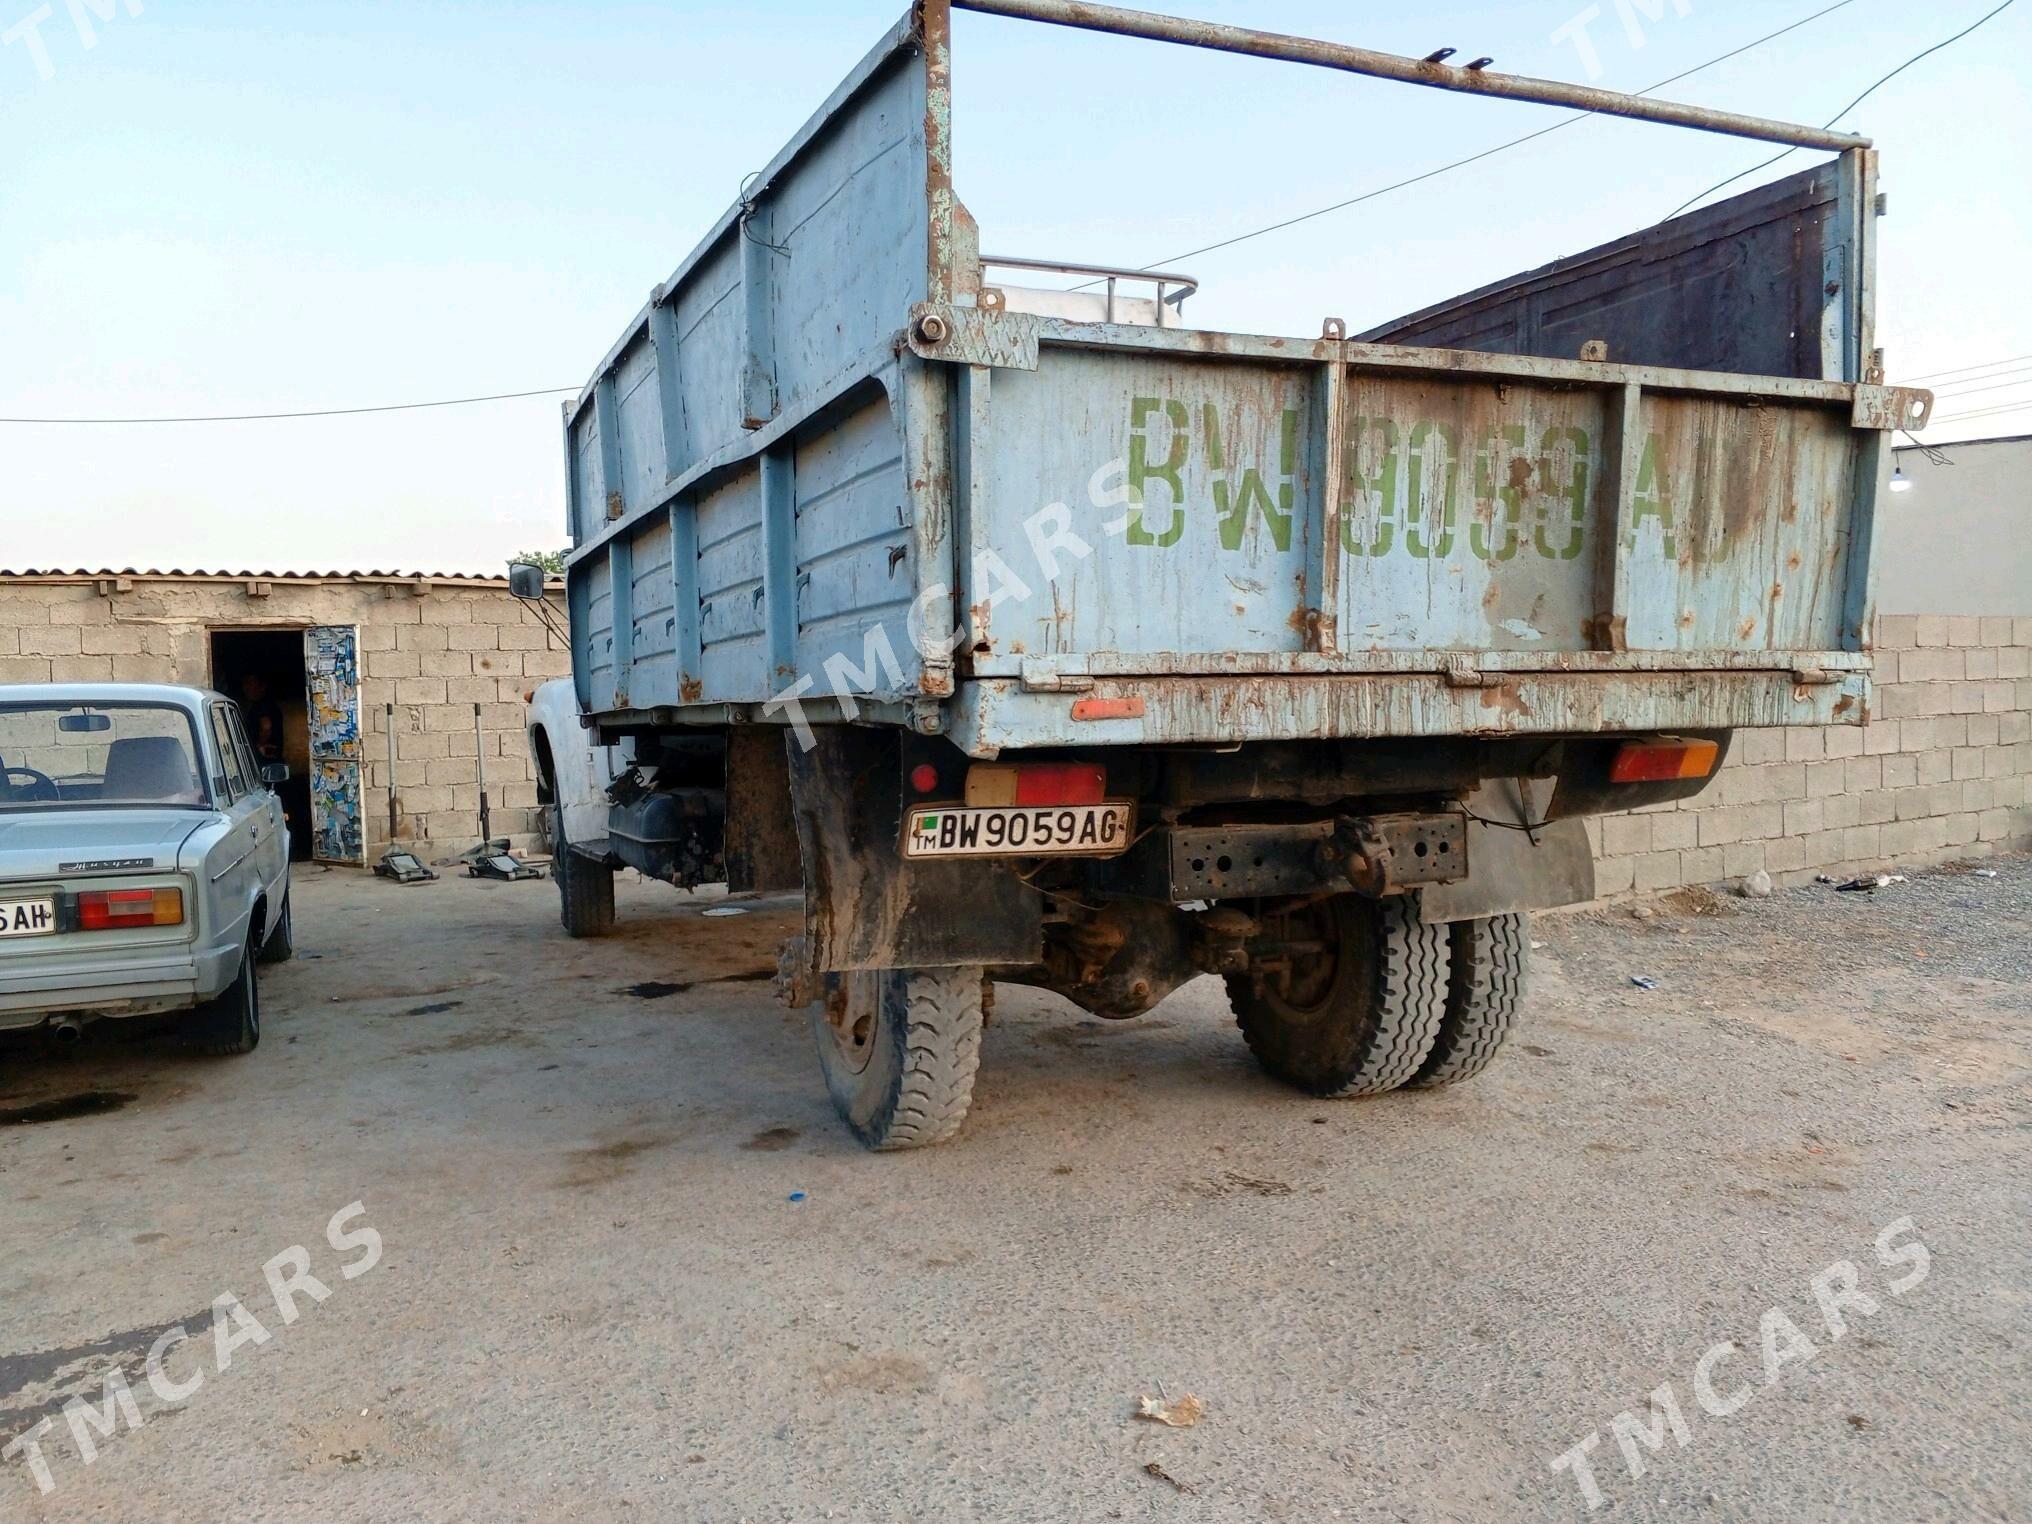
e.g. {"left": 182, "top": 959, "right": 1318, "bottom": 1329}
{"left": 940, "top": 163, "right": 1930, "bottom": 751}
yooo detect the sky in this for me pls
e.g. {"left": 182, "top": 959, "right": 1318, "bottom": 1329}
{"left": 1, "top": 0, "right": 2026, "bottom": 575}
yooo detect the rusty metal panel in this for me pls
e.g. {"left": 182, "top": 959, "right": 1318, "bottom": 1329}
{"left": 946, "top": 668, "right": 1868, "bottom": 756}
{"left": 959, "top": 337, "right": 1872, "bottom": 684}
{"left": 907, "top": 304, "right": 1041, "bottom": 369}
{"left": 1359, "top": 161, "right": 1867, "bottom": 383}
{"left": 1624, "top": 392, "right": 1858, "bottom": 653}
{"left": 1338, "top": 373, "right": 1609, "bottom": 653}
{"left": 966, "top": 348, "right": 1323, "bottom": 662}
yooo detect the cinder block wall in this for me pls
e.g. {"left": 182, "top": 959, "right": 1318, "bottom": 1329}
{"left": 2, "top": 580, "right": 2025, "bottom": 886}
{"left": 0, "top": 575, "right": 567, "bottom": 858}
{"left": 1588, "top": 614, "right": 2032, "bottom": 898}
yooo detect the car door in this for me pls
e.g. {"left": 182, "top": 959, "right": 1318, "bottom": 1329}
{"left": 205, "top": 703, "right": 264, "bottom": 951}
{"left": 226, "top": 705, "right": 288, "bottom": 900}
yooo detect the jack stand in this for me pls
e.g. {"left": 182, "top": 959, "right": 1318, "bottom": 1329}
{"left": 442, "top": 703, "right": 541, "bottom": 880}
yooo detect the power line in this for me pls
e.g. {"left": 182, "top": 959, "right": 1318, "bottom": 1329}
{"left": 1906, "top": 351, "right": 2032, "bottom": 383}
{"left": 0, "top": 386, "right": 579, "bottom": 426}
{"left": 0, "top": 2, "right": 2004, "bottom": 427}
{"left": 1925, "top": 398, "right": 2032, "bottom": 426}
{"left": 1932, "top": 400, "right": 2032, "bottom": 421}
{"left": 1069, "top": 0, "right": 1861, "bottom": 287}
{"left": 1662, "top": 0, "right": 2017, "bottom": 221}
{"left": 1927, "top": 372, "right": 2032, "bottom": 400}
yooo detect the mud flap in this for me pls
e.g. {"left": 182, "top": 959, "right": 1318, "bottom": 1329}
{"left": 1418, "top": 779, "right": 1594, "bottom": 924}
{"left": 787, "top": 727, "right": 1042, "bottom": 972}
{"left": 725, "top": 727, "right": 801, "bottom": 893}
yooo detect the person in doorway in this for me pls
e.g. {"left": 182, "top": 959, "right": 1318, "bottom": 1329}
{"left": 239, "top": 673, "right": 287, "bottom": 768}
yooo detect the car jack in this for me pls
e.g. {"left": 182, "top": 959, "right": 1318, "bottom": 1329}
{"left": 458, "top": 841, "right": 543, "bottom": 881}
{"left": 373, "top": 850, "right": 438, "bottom": 885}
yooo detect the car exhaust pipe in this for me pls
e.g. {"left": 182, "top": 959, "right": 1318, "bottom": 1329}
{"left": 51, "top": 1018, "right": 84, "bottom": 1045}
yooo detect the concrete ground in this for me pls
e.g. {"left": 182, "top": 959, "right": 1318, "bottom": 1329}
{"left": 1, "top": 857, "right": 2027, "bottom": 1522}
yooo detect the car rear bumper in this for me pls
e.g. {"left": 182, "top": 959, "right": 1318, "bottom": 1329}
{"left": 0, "top": 941, "right": 235, "bottom": 1030}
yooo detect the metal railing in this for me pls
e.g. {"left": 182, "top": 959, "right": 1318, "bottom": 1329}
{"left": 953, "top": 0, "right": 1869, "bottom": 153}
{"left": 980, "top": 255, "right": 1199, "bottom": 327}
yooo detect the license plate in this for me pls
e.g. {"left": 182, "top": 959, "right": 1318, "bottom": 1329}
{"left": 903, "top": 803, "right": 1134, "bottom": 858}
{"left": 0, "top": 897, "right": 57, "bottom": 938}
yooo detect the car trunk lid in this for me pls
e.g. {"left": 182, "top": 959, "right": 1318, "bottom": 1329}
{"left": 0, "top": 810, "right": 207, "bottom": 885}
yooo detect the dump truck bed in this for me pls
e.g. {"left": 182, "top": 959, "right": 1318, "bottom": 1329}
{"left": 561, "top": 1, "right": 1932, "bottom": 757}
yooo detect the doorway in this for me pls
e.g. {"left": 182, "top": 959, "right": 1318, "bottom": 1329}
{"left": 209, "top": 628, "right": 314, "bottom": 861}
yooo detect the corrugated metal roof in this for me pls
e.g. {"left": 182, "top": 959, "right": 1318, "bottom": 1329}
{"left": 0, "top": 566, "right": 522, "bottom": 583}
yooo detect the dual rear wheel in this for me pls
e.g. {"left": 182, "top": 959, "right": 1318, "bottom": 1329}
{"left": 1226, "top": 898, "right": 1527, "bottom": 1096}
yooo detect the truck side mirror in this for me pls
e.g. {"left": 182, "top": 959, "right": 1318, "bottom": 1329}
{"left": 507, "top": 563, "right": 549, "bottom": 600}
{"left": 260, "top": 762, "right": 289, "bottom": 786}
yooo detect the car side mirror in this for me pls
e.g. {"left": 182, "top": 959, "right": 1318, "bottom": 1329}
{"left": 261, "top": 763, "right": 288, "bottom": 786}
{"left": 507, "top": 563, "right": 549, "bottom": 600}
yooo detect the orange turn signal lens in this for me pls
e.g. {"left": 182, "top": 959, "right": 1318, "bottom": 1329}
{"left": 1609, "top": 738, "right": 1719, "bottom": 784}
{"left": 76, "top": 887, "right": 184, "bottom": 931}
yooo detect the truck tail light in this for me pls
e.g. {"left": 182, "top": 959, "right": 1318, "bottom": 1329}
{"left": 76, "top": 887, "right": 184, "bottom": 931}
{"left": 1609, "top": 737, "right": 1719, "bottom": 784}
{"left": 965, "top": 763, "right": 1106, "bottom": 807}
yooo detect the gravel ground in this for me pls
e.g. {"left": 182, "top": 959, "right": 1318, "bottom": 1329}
{"left": 1, "top": 854, "right": 2026, "bottom": 1522}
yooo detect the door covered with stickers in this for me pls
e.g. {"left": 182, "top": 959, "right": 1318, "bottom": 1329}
{"left": 304, "top": 625, "right": 364, "bottom": 862}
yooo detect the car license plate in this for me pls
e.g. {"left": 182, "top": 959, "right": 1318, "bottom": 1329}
{"left": 903, "top": 802, "right": 1134, "bottom": 858}
{"left": 0, "top": 897, "right": 57, "bottom": 938}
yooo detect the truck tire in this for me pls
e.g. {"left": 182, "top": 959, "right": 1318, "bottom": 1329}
{"left": 810, "top": 966, "right": 984, "bottom": 1150}
{"left": 552, "top": 807, "right": 615, "bottom": 938}
{"left": 1226, "top": 895, "right": 1448, "bottom": 1097}
{"left": 1410, "top": 913, "right": 1528, "bottom": 1088}
{"left": 192, "top": 934, "right": 261, "bottom": 1056}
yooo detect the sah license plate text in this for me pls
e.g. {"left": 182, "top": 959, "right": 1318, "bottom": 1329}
{"left": 1, "top": 897, "right": 56, "bottom": 938}
{"left": 905, "top": 803, "right": 1133, "bottom": 858}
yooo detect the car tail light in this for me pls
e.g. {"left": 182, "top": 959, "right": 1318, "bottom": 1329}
{"left": 76, "top": 887, "right": 184, "bottom": 931}
{"left": 965, "top": 763, "right": 1107, "bottom": 807}
{"left": 1609, "top": 738, "right": 1720, "bottom": 784}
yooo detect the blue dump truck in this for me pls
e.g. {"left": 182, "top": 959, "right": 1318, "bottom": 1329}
{"left": 516, "top": 1, "right": 1933, "bottom": 1149}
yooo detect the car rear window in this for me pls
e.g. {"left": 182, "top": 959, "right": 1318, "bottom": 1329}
{"left": 0, "top": 702, "right": 211, "bottom": 809}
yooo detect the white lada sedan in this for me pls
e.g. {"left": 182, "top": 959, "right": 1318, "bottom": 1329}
{"left": 0, "top": 684, "right": 292, "bottom": 1053}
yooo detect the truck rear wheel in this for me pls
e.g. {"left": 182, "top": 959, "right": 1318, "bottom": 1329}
{"left": 1226, "top": 895, "right": 1448, "bottom": 1097}
{"left": 1410, "top": 913, "right": 1528, "bottom": 1088}
{"left": 551, "top": 807, "right": 615, "bottom": 938}
{"left": 811, "top": 966, "right": 983, "bottom": 1150}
